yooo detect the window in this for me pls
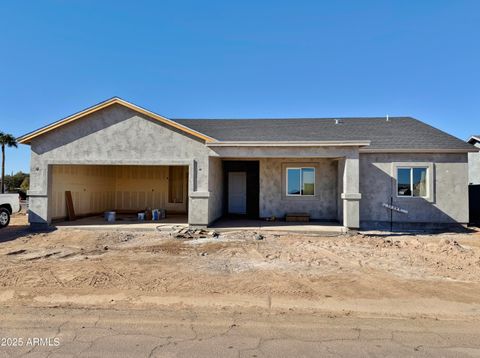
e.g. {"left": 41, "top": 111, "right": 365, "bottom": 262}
{"left": 397, "top": 167, "right": 427, "bottom": 197}
{"left": 287, "top": 168, "right": 315, "bottom": 196}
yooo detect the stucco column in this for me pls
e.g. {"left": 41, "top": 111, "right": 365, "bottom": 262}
{"left": 27, "top": 154, "right": 51, "bottom": 228}
{"left": 341, "top": 153, "right": 361, "bottom": 230}
{"left": 188, "top": 159, "right": 210, "bottom": 227}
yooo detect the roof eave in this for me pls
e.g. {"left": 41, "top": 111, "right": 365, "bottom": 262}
{"left": 206, "top": 140, "right": 371, "bottom": 147}
{"left": 359, "top": 148, "right": 479, "bottom": 153}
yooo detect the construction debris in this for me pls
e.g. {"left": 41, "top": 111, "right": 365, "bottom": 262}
{"left": 171, "top": 227, "right": 268, "bottom": 242}
{"left": 173, "top": 228, "right": 219, "bottom": 240}
{"left": 254, "top": 233, "right": 264, "bottom": 241}
{"left": 121, "top": 234, "right": 134, "bottom": 242}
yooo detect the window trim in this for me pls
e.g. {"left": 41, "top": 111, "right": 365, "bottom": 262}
{"left": 286, "top": 167, "right": 316, "bottom": 197}
{"left": 396, "top": 166, "right": 429, "bottom": 199}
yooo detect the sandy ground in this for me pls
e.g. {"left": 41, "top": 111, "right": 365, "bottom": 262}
{"left": 2, "top": 214, "right": 480, "bottom": 356}
{"left": 1, "top": 214, "right": 480, "bottom": 320}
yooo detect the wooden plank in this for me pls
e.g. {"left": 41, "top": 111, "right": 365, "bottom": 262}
{"left": 285, "top": 212, "right": 310, "bottom": 222}
{"left": 65, "top": 191, "right": 76, "bottom": 221}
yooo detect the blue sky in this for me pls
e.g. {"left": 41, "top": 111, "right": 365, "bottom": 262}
{"left": 1, "top": 0, "right": 479, "bottom": 174}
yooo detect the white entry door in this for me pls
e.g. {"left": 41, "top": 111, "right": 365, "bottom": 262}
{"left": 228, "top": 172, "right": 247, "bottom": 214}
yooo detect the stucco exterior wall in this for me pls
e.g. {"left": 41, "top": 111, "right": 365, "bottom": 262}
{"left": 359, "top": 153, "right": 469, "bottom": 229}
{"left": 209, "top": 146, "right": 359, "bottom": 159}
{"left": 336, "top": 159, "right": 344, "bottom": 222}
{"left": 468, "top": 152, "right": 480, "bottom": 184}
{"left": 28, "top": 104, "right": 213, "bottom": 226}
{"left": 208, "top": 156, "right": 223, "bottom": 223}
{"left": 468, "top": 142, "right": 480, "bottom": 184}
{"left": 258, "top": 158, "right": 338, "bottom": 220}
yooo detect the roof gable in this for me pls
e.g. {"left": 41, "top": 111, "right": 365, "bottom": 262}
{"left": 17, "top": 97, "right": 215, "bottom": 144}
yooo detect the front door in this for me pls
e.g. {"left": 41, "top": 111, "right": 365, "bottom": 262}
{"left": 228, "top": 172, "right": 247, "bottom": 214}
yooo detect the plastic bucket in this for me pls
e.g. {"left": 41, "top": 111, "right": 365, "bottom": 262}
{"left": 159, "top": 209, "right": 166, "bottom": 219}
{"left": 138, "top": 213, "right": 145, "bottom": 221}
{"left": 105, "top": 211, "right": 116, "bottom": 222}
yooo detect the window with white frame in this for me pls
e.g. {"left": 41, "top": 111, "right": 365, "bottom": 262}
{"left": 286, "top": 167, "right": 315, "bottom": 196}
{"left": 397, "top": 167, "right": 428, "bottom": 197}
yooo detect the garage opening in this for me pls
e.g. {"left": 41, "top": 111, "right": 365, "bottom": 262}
{"left": 49, "top": 165, "right": 188, "bottom": 226}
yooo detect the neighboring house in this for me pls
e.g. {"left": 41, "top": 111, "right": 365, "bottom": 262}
{"left": 18, "top": 97, "right": 478, "bottom": 230}
{"left": 468, "top": 135, "right": 480, "bottom": 185}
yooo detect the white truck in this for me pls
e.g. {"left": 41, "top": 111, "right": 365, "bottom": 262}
{"left": 0, "top": 194, "right": 21, "bottom": 228}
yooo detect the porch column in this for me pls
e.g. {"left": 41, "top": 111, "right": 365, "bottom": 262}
{"left": 188, "top": 159, "right": 210, "bottom": 227}
{"left": 341, "top": 153, "right": 361, "bottom": 230}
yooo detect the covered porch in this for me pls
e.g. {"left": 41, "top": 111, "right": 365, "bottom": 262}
{"left": 207, "top": 141, "right": 366, "bottom": 231}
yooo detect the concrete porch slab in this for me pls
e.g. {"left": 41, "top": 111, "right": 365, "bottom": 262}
{"left": 210, "top": 218, "right": 347, "bottom": 234}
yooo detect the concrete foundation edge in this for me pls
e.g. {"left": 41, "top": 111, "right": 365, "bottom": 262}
{"left": 361, "top": 220, "right": 469, "bottom": 232}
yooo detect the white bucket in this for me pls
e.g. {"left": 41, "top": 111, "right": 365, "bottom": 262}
{"left": 138, "top": 213, "right": 145, "bottom": 221}
{"left": 105, "top": 211, "right": 116, "bottom": 222}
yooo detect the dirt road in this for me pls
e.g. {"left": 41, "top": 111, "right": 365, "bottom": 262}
{"left": 1, "top": 306, "right": 479, "bottom": 358}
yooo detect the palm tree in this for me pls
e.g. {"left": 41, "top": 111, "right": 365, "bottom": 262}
{"left": 0, "top": 132, "right": 18, "bottom": 193}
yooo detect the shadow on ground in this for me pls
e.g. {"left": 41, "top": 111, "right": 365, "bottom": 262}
{"left": 0, "top": 215, "right": 56, "bottom": 243}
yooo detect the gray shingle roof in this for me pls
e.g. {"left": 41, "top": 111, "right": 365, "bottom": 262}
{"left": 174, "top": 117, "right": 474, "bottom": 150}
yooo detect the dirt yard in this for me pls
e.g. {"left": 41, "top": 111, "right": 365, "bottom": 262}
{"left": 1, "top": 214, "right": 480, "bottom": 320}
